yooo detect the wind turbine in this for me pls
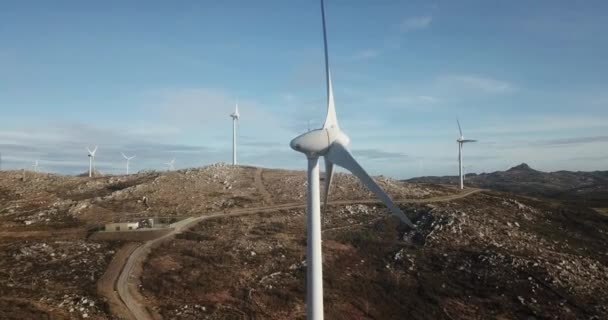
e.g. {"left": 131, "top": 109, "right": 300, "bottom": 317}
{"left": 87, "top": 146, "right": 98, "bottom": 177}
{"left": 289, "top": 1, "right": 414, "bottom": 319}
{"left": 32, "top": 160, "right": 39, "bottom": 173}
{"left": 165, "top": 158, "right": 175, "bottom": 171}
{"left": 456, "top": 120, "right": 477, "bottom": 189}
{"left": 230, "top": 103, "right": 240, "bottom": 165}
{"left": 121, "top": 152, "right": 136, "bottom": 175}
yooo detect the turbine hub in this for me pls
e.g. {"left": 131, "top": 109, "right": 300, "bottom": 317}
{"left": 290, "top": 128, "right": 350, "bottom": 157}
{"left": 291, "top": 129, "right": 330, "bottom": 156}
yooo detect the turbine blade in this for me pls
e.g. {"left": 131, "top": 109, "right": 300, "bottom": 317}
{"left": 457, "top": 119, "right": 463, "bottom": 137}
{"left": 462, "top": 139, "right": 477, "bottom": 143}
{"left": 325, "top": 143, "right": 414, "bottom": 227}
{"left": 121, "top": 152, "right": 128, "bottom": 159}
{"left": 323, "top": 157, "right": 334, "bottom": 212}
{"left": 321, "top": 0, "right": 339, "bottom": 130}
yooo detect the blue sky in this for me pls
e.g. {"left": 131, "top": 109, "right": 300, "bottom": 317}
{"left": 1, "top": 0, "right": 607, "bottom": 178}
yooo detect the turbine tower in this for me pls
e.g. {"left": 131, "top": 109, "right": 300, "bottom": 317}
{"left": 230, "top": 104, "right": 240, "bottom": 165}
{"left": 32, "top": 160, "right": 39, "bottom": 173}
{"left": 165, "top": 158, "right": 175, "bottom": 171}
{"left": 456, "top": 120, "right": 477, "bottom": 189}
{"left": 121, "top": 152, "right": 136, "bottom": 175}
{"left": 87, "top": 146, "right": 98, "bottom": 178}
{"left": 289, "top": 1, "right": 414, "bottom": 319}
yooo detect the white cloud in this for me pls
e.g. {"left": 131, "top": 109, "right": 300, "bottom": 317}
{"left": 438, "top": 74, "right": 515, "bottom": 94}
{"left": 399, "top": 16, "right": 432, "bottom": 32}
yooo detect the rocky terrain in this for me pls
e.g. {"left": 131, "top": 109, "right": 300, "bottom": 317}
{"left": 0, "top": 164, "right": 453, "bottom": 319}
{"left": 0, "top": 164, "right": 606, "bottom": 319}
{"left": 262, "top": 169, "right": 454, "bottom": 204}
{"left": 0, "top": 239, "right": 119, "bottom": 319}
{"left": 407, "top": 163, "right": 608, "bottom": 208}
{"left": 141, "top": 191, "right": 608, "bottom": 319}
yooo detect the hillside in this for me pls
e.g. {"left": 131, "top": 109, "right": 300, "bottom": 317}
{"left": 407, "top": 163, "right": 608, "bottom": 207}
{"left": 141, "top": 191, "right": 608, "bottom": 319}
{"left": 0, "top": 164, "right": 606, "bottom": 319}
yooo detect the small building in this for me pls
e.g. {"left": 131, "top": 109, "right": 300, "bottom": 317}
{"left": 105, "top": 222, "right": 140, "bottom": 232}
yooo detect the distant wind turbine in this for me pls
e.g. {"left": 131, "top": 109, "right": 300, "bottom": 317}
{"left": 87, "top": 146, "right": 98, "bottom": 177}
{"left": 121, "top": 152, "right": 136, "bottom": 175}
{"left": 165, "top": 158, "right": 175, "bottom": 171}
{"left": 32, "top": 160, "right": 39, "bottom": 173}
{"left": 289, "top": 1, "right": 414, "bottom": 319}
{"left": 456, "top": 120, "right": 477, "bottom": 189}
{"left": 230, "top": 103, "right": 240, "bottom": 165}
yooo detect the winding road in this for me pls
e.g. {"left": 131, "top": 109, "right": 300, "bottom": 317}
{"left": 101, "top": 186, "right": 482, "bottom": 320}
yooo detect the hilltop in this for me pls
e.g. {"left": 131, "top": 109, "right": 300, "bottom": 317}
{"left": 407, "top": 163, "right": 608, "bottom": 207}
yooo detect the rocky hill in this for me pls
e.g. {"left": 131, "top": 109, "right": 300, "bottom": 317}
{"left": 0, "top": 164, "right": 606, "bottom": 319}
{"left": 406, "top": 163, "right": 608, "bottom": 207}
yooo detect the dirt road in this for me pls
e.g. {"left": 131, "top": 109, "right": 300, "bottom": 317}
{"left": 97, "top": 242, "right": 140, "bottom": 319}
{"left": 254, "top": 167, "right": 274, "bottom": 205}
{"left": 103, "top": 188, "right": 482, "bottom": 320}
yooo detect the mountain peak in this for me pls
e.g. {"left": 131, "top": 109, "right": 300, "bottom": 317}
{"left": 508, "top": 163, "right": 534, "bottom": 171}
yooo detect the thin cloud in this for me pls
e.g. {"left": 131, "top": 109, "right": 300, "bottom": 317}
{"left": 399, "top": 16, "right": 432, "bottom": 32}
{"left": 386, "top": 94, "right": 439, "bottom": 107}
{"left": 352, "top": 49, "right": 381, "bottom": 60}
{"left": 532, "top": 135, "right": 608, "bottom": 147}
{"left": 438, "top": 74, "right": 515, "bottom": 94}
{"left": 0, "top": 124, "right": 217, "bottom": 173}
{"left": 568, "top": 155, "right": 608, "bottom": 161}
{"left": 472, "top": 116, "right": 608, "bottom": 135}
{"left": 352, "top": 148, "right": 407, "bottom": 160}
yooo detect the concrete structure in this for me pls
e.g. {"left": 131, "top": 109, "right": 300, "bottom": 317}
{"left": 105, "top": 222, "right": 139, "bottom": 232}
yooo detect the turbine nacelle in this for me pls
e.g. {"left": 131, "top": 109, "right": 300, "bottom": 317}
{"left": 456, "top": 121, "right": 476, "bottom": 143}
{"left": 230, "top": 104, "right": 240, "bottom": 120}
{"left": 87, "top": 146, "right": 98, "bottom": 157}
{"left": 290, "top": 128, "right": 349, "bottom": 157}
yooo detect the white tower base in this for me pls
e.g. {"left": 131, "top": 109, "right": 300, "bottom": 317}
{"left": 232, "top": 119, "right": 237, "bottom": 165}
{"left": 306, "top": 156, "right": 324, "bottom": 320}
{"left": 458, "top": 143, "right": 463, "bottom": 189}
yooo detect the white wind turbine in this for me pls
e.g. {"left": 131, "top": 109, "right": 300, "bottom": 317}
{"left": 121, "top": 152, "right": 136, "bottom": 175}
{"left": 165, "top": 158, "right": 175, "bottom": 171}
{"left": 87, "top": 146, "right": 98, "bottom": 177}
{"left": 289, "top": 1, "right": 414, "bottom": 319}
{"left": 230, "top": 103, "right": 240, "bottom": 165}
{"left": 32, "top": 160, "right": 39, "bottom": 173}
{"left": 456, "top": 120, "right": 477, "bottom": 189}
